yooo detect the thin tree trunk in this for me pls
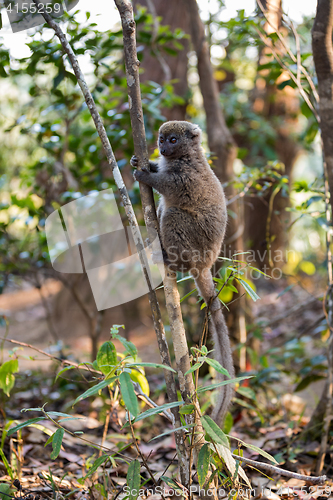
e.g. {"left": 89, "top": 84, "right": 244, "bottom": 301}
{"left": 306, "top": 0, "right": 333, "bottom": 469}
{"left": 312, "top": 0, "right": 333, "bottom": 198}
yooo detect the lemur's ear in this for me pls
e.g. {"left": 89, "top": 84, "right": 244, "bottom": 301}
{"left": 191, "top": 124, "right": 201, "bottom": 139}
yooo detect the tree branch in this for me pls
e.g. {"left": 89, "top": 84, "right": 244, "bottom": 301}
{"left": 311, "top": 0, "right": 333, "bottom": 473}
{"left": 312, "top": 0, "right": 333, "bottom": 197}
{"left": 232, "top": 453, "right": 326, "bottom": 485}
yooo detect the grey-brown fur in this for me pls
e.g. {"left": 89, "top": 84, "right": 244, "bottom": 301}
{"left": 131, "top": 120, "right": 235, "bottom": 425}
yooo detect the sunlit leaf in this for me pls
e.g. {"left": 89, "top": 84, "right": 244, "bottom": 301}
{"left": 120, "top": 371, "right": 139, "bottom": 418}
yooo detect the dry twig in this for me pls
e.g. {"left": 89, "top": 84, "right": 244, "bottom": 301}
{"left": 232, "top": 453, "right": 326, "bottom": 485}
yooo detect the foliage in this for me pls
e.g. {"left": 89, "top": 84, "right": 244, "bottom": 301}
{"left": 0, "top": 9, "right": 186, "bottom": 288}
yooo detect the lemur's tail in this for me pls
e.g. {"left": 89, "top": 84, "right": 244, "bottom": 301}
{"left": 195, "top": 269, "right": 235, "bottom": 425}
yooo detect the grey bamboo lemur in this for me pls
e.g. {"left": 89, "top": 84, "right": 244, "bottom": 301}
{"left": 131, "top": 120, "right": 235, "bottom": 425}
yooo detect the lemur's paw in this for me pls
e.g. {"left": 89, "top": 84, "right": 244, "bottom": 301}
{"left": 130, "top": 155, "right": 138, "bottom": 168}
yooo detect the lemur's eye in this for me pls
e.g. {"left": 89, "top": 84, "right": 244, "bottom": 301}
{"left": 159, "top": 137, "right": 164, "bottom": 143}
{"left": 170, "top": 137, "right": 177, "bottom": 144}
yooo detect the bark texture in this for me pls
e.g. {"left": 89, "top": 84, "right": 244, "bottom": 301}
{"left": 306, "top": 0, "right": 333, "bottom": 456}
{"left": 312, "top": 0, "right": 333, "bottom": 198}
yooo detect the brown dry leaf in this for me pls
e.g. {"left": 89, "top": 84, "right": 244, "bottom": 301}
{"left": 61, "top": 415, "right": 101, "bottom": 432}
{"left": 139, "top": 436, "right": 175, "bottom": 455}
{"left": 265, "top": 429, "right": 290, "bottom": 441}
{"left": 58, "top": 450, "right": 84, "bottom": 463}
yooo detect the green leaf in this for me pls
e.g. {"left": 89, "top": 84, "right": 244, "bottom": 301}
{"left": 83, "top": 455, "right": 109, "bottom": 479}
{"left": 47, "top": 411, "right": 83, "bottom": 419}
{"left": 276, "top": 284, "right": 294, "bottom": 298}
{"left": 55, "top": 365, "right": 76, "bottom": 381}
{"left": 0, "top": 449, "right": 13, "bottom": 480}
{"left": 226, "top": 435, "right": 277, "bottom": 464}
{"left": 127, "top": 459, "right": 141, "bottom": 500}
{"left": 114, "top": 335, "right": 137, "bottom": 358}
{"left": 7, "top": 417, "right": 46, "bottom": 436}
{"left": 73, "top": 376, "right": 118, "bottom": 405}
{"left": 185, "top": 362, "right": 203, "bottom": 375}
{"left": 237, "top": 278, "right": 260, "bottom": 301}
{"left": 53, "top": 68, "right": 65, "bottom": 88}
{"left": 120, "top": 372, "right": 139, "bottom": 418}
{"left": 197, "top": 376, "right": 253, "bottom": 394}
{"left": 179, "top": 404, "right": 195, "bottom": 415}
{"left": 295, "top": 374, "right": 325, "bottom": 392}
{"left": 205, "top": 358, "right": 231, "bottom": 378}
{"left": 176, "top": 275, "right": 193, "bottom": 284}
{"left": 236, "top": 386, "right": 255, "bottom": 400}
{"left": 127, "top": 400, "right": 184, "bottom": 424}
{"left": 50, "top": 428, "right": 64, "bottom": 460}
{"left": 247, "top": 266, "right": 271, "bottom": 278}
{"left": 237, "top": 147, "right": 248, "bottom": 160}
{"left": 223, "top": 412, "right": 233, "bottom": 434}
{"left": 201, "top": 415, "right": 229, "bottom": 447}
{"left": 226, "top": 283, "right": 239, "bottom": 293}
{"left": 180, "top": 287, "right": 197, "bottom": 303}
{"left": 149, "top": 423, "right": 195, "bottom": 441}
{"left": 0, "top": 359, "right": 19, "bottom": 396}
{"left": 197, "top": 443, "right": 210, "bottom": 487}
{"left": 0, "top": 483, "right": 14, "bottom": 500}
{"left": 277, "top": 78, "right": 297, "bottom": 90}
{"left": 126, "top": 362, "right": 176, "bottom": 373}
{"left": 110, "top": 324, "right": 125, "bottom": 336}
{"left": 64, "top": 71, "right": 77, "bottom": 85}
{"left": 96, "top": 341, "right": 117, "bottom": 375}
{"left": 233, "top": 397, "right": 257, "bottom": 411}
{"left": 45, "top": 434, "right": 54, "bottom": 447}
{"left": 160, "top": 477, "right": 184, "bottom": 495}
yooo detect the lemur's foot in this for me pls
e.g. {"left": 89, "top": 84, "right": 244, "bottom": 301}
{"left": 133, "top": 168, "right": 149, "bottom": 182}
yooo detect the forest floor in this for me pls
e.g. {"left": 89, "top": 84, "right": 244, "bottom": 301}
{"left": 0, "top": 275, "right": 333, "bottom": 499}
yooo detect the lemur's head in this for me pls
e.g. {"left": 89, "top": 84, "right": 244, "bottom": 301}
{"left": 158, "top": 121, "right": 202, "bottom": 158}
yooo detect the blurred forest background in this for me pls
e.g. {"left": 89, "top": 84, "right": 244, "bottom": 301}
{"left": 1, "top": 0, "right": 333, "bottom": 491}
